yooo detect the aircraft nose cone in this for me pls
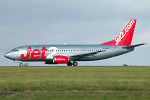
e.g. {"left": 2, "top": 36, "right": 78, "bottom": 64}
{"left": 4, "top": 52, "right": 11, "bottom": 58}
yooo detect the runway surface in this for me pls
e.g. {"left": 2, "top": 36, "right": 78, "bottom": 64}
{"left": 1, "top": 91, "right": 150, "bottom": 95}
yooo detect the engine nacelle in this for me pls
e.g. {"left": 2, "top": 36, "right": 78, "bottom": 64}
{"left": 45, "top": 55, "right": 69, "bottom": 64}
{"left": 53, "top": 55, "right": 68, "bottom": 63}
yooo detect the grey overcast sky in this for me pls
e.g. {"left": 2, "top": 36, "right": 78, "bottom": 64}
{"left": 0, "top": 0, "right": 150, "bottom": 66}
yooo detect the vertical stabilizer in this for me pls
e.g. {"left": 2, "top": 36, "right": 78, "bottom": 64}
{"left": 101, "top": 19, "right": 136, "bottom": 45}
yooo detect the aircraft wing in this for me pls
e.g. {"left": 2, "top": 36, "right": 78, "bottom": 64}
{"left": 69, "top": 50, "right": 105, "bottom": 61}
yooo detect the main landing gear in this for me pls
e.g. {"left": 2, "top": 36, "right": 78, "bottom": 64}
{"left": 67, "top": 61, "right": 78, "bottom": 66}
{"left": 73, "top": 61, "right": 78, "bottom": 66}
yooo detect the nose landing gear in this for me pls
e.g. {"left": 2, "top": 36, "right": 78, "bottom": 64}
{"left": 19, "top": 63, "right": 23, "bottom": 66}
{"left": 14, "top": 60, "right": 23, "bottom": 66}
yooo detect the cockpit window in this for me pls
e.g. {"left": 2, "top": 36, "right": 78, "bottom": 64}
{"left": 15, "top": 49, "right": 19, "bottom": 52}
{"left": 11, "top": 49, "right": 19, "bottom": 52}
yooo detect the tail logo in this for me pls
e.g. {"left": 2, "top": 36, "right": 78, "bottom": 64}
{"left": 115, "top": 20, "right": 135, "bottom": 45}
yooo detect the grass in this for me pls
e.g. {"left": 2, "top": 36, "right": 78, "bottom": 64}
{"left": 0, "top": 66, "right": 150, "bottom": 99}
{"left": 1, "top": 92, "right": 150, "bottom": 100}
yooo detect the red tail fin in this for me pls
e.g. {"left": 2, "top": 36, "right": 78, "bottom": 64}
{"left": 101, "top": 19, "right": 136, "bottom": 46}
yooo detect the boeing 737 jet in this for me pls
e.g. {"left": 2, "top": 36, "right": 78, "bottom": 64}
{"left": 4, "top": 19, "right": 145, "bottom": 66}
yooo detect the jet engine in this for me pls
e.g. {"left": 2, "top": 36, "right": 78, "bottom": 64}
{"left": 45, "top": 55, "right": 68, "bottom": 64}
{"left": 53, "top": 55, "right": 68, "bottom": 63}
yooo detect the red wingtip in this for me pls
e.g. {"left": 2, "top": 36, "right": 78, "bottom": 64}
{"left": 101, "top": 19, "right": 136, "bottom": 46}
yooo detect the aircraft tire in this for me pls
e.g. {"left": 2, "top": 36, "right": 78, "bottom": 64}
{"left": 67, "top": 62, "right": 72, "bottom": 66}
{"left": 19, "top": 63, "right": 23, "bottom": 66}
{"left": 73, "top": 62, "right": 78, "bottom": 66}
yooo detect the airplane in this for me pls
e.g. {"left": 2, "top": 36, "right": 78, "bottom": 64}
{"left": 4, "top": 19, "right": 145, "bottom": 66}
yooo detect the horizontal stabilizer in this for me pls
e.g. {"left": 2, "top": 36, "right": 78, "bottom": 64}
{"left": 123, "top": 43, "right": 146, "bottom": 49}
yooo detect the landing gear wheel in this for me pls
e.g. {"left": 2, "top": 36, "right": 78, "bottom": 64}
{"left": 67, "top": 62, "right": 72, "bottom": 66}
{"left": 73, "top": 61, "right": 78, "bottom": 66}
{"left": 19, "top": 63, "right": 23, "bottom": 66}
